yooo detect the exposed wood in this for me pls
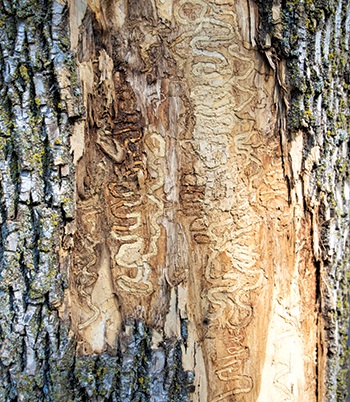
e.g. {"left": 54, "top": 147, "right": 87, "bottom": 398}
{"left": 0, "top": 0, "right": 349, "bottom": 401}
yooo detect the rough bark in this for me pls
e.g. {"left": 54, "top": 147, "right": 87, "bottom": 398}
{"left": 0, "top": 0, "right": 349, "bottom": 401}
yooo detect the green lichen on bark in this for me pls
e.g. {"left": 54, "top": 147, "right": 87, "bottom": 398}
{"left": 0, "top": 0, "right": 79, "bottom": 400}
{"left": 69, "top": 320, "right": 189, "bottom": 402}
{"left": 257, "top": 1, "right": 350, "bottom": 400}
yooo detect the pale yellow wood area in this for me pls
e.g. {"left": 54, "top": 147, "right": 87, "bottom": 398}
{"left": 66, "top": 1, "right": 318, "bottom": 400}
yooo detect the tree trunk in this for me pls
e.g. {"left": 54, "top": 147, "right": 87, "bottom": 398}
{"left": 0, "top": 0, "right": 349, "bottom": 401}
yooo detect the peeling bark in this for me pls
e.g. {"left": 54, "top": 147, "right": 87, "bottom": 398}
{"left": 0, "top": 0, "right": 349, "bottom": 401}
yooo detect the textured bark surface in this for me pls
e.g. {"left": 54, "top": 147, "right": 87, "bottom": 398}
{"left": 0, "top": 0, "right": 349, "bottom": 401}
{"left": 0, "top": 0, "right": 80, "bottom": 400}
